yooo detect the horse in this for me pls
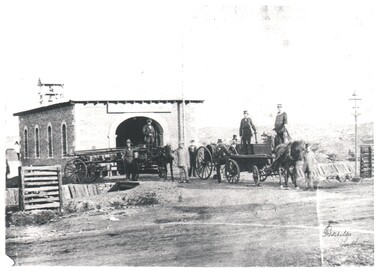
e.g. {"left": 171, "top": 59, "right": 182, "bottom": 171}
{"left": 153, "top": 144, "right": 174, "bottom": 181}
{"left": 273, "top": 140, "right": 306, "bottom": 189}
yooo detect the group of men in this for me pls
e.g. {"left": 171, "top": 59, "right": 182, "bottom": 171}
{"left": 122, "top": 104, "right": 292, "bottom": 183}
{"left": 122, "top": 117, "right": 199, "bottom": 182}
{"left": 122, "top": 118, "right": 156, "bottom": 181}
{"left": 239, "top": 104, "right": 289, "bottom": 154}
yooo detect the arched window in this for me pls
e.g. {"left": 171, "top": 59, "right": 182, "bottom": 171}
{"left": 35, "top": 126, "right": 40, "bottom": 158}
{"left": 24, "top": 128, "right": 28, "bottom": 158}
{"left": 61, "top": 124, "right": 67, "bottom": 156}
{"left": 48, "top": 125, "right": 53, "bottom": 158}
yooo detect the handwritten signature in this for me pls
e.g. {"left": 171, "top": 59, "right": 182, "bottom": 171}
{"left": 323, "top": 222, "right": 370, "bottom": 247}
{"left": 323, "top": 222, "right": 351, "bottom": 237}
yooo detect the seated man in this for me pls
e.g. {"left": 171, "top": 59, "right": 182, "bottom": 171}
{"left": 214, "top": 139, "right": 230, "bottom": 183}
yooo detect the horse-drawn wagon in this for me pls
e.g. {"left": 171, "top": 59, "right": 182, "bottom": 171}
{"left": 194, "top": 134, "right": 286, "bottom": 185}
{"left": 63, "top": 145, "right": 167, "bottom": 183}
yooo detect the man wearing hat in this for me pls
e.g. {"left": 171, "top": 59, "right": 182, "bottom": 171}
{"left": 215, "top": 139, "right": 230, "bottom": 183}
{"left": 122, "top": 139, "right": 138, "bottom": 181}
{"left": 188, "top": 140, "right": 197, "bottom": 177}
{"left": 274, "top": 104, "right": 289, "bottom": 145}
{"left": 239, "top": 110, "right": 256, "bottom": 154}
{"left": 142, "top": 118, "right": 156, "bottom": 155}
{"left": 230, "top": 135, "right": 238, "bottom": 149}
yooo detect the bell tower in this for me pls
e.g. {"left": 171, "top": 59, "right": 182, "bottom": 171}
{"left": 37, "top": 78, "right": 64, "bottom": 104}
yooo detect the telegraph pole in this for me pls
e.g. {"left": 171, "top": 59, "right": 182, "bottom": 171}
{"left": 349, "top": 91, "right": 361, "bottom": 178}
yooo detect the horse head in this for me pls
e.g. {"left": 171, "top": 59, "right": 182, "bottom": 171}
{"left": 289, "top": 140, "right": 306, "bottom": 162}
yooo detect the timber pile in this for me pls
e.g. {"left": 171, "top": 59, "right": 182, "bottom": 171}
{"left": 315, "top": 162, "right": 355, "bottom": 180}
{"left": 360, "top": 145, "right": 374, "bottom": 178}
{"left": 62, "top": 183, "right": 115, "bottom": 199}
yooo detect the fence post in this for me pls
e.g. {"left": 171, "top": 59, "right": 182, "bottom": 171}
{"left": 18, "top": 166, "right": 25, "bottom": 211}
{"left": 57, "top": 165, "right": 63, "bottom": 212}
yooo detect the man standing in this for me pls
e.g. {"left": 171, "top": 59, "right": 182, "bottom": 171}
{"left": 14, "top": 141, "right": 20, "bottom": 160}
{"left": 174, "top": 142, "right": 189, "bottom": 183}
{"left": 274, "top": 104, "right": 288, "bottom": 145}
{"left": 215, "top": 139, "right": 230, "bottom": 183}
{"left": 303, "top": 143, "right": 318, "bottom": 190}
{"left": 122, "top": 139, "right": 137, "bottom": 181}
{"left": 188, "top": 140, "right": 197, "bottom": 177}
{"left": 239, "top": 110, "right": 256, "bottom": 154}
{"left": 142, "top": 119, "right": 155, "bottom": 155}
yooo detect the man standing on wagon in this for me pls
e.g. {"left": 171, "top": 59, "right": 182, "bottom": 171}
{"left": 274, "top": 104, "right": 289, "bottom": 145}
{"left": 239, "top": 110, "right": 256, "bottom": 154}
{"left": 142, "top": 118, "right": 156, "bottom": 156}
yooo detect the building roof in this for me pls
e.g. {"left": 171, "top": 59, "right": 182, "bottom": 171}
{"left": 13, "top": 99, "right": 204, "bottom": 116}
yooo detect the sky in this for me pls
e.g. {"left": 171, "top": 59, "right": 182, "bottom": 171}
{"left": 1, "top": 0, "right": 378, "bottom": 139}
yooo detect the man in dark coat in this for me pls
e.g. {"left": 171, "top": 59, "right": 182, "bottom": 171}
{"left": 122, "top": 139, "right": 137, "bottom": 181}
{"left": 274, "top": 104, "right": 288, "bottom": 145}
{"left": 215, "top": 139, "right": 230, "bottom": 183}
{"left": 142, "top": 119, "right": 155, "bottom": 155}
{"left": 239, "top": 110, "right": 256, "bottom": 154}
{"left": 188, "top": 140, "right": 197, "bottom": 177}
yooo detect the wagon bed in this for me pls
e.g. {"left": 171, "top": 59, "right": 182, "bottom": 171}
{"left": 195, "top": 141, "right": 275, "bottom": 185}
{"left": 64, "top": 146, "right": 162, "bottom": 183}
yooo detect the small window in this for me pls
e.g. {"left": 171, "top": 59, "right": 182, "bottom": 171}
{"left": 24, "top": 128, "right": 28, "bottom": 158}
{"left": 48, "top": 125, "right": 53, "bottom": 158}
{"left": 35, "top": 127, "right": 40, "bottom": 158}
{"left": 62, "top": 124, "right": 67, "bottom": 156}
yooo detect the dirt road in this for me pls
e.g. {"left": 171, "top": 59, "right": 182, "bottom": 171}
{"left": 6, "top": 176, "right": 374, "bottom": 266}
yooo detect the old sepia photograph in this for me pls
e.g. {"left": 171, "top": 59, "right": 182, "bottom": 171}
{"left": 1, "top": 0, "right": 377, "bottom": 268}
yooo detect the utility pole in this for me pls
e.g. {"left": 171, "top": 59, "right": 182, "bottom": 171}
{"left": 181, "top": 20, "right": 186, "bottom": 144}
{"left": 349, "top": 91, "right": 361, "bottom": 178}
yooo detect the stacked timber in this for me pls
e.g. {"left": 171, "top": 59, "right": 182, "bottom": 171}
{"left": 360, "top": 144, "right": 374, "bottom": 178}
{"left": 19, "top": 165, "right": 63, "bottom": 211}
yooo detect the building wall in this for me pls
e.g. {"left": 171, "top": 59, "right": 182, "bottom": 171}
{"left": 74, "top": 102, "right": 201, "bottom": 150}
{"left": 17, "top": 101, "right": 202, "bottom": 170}
{"left": 18, "top": 105, "right": 75, "bottom": 168}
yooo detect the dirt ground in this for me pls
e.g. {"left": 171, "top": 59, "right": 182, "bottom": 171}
{"left": 5, "top": 174, "right": 374, "bottom": 267}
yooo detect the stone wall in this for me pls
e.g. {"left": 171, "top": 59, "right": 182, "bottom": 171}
{"left": 18, "top": 105, "right": 75, "bottom": 169}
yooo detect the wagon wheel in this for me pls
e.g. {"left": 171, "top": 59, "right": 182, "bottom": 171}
{"left": 225, "top": 159, "right": 240, "bottom": 183}
{"left": 252, "top": 165, "right": 261, "bottom": 186}
{"left": 195, "top": 146, "right": 213, "bottom": 180}
{"left": 259, "top": 165, "right": 269, "bottom": 182}
{"left": 86, "top": 163, "right": 100, "bottom": 183}
{"left": 64, "top": 158, "right": 87, "bottom": 183}
{"left": 158, "top": 166, "right": 167, "bottom": 179}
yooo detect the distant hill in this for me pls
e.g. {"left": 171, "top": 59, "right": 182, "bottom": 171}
{"left": 198, "top": 122, "right": 373, "bottom": 161}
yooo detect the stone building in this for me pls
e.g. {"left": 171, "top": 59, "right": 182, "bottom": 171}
{"left": 13, "top": 99, "right": 203, "bottom": 169}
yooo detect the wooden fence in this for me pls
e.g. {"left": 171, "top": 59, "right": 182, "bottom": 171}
{"left": 360, "top": 145, "right": 374, "bottom": 178}
{"left": 19, "top": 165, "right": 63, "bottom": 211}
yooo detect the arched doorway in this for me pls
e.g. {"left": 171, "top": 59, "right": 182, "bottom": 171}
{"left": 115, "top": 117, "right": 163, "bottom": 147}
